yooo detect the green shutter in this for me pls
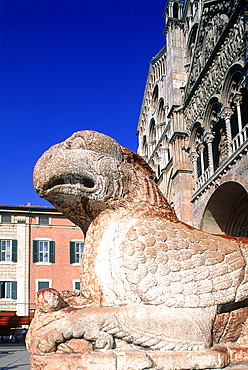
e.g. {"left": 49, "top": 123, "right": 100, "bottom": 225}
{"left": 75, "top": 281, "right": 80, "bottom": 290}
{"left": 12, "top": 240, "right": 17, "bottom": 262}
{"left": 49, "top": 241, "right": 55, "bottom": 263}
{"left": 33, "top": 240, "right": 39, "bottom": 262}
{"left": 11, "top": 281, "right": 17, "bottom": 299}
{"left": 38, "top": 281, "right": 49, "bottom": 290}
{"left": 70, "top": 242, "right": 75, "bottom": 264}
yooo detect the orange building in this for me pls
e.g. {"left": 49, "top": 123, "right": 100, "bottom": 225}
{"left": 0, "top": 204, "right": 84, "bottom": 337}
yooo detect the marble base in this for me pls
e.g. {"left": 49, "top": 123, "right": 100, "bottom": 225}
{"left": 30, "top": 345, "right": 231, "bottom": 370}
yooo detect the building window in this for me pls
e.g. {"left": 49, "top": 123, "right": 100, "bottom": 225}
{"left": 39, "top": 216, "right": 49, "bottom": 225}
{"left": 17, "top": 217, "right": 26, "bottom": 223}
{"left": 73, "top": 280, "right": 80, "bottom": 290}
{"left": 70, "top": 241, "right": 84, "bottom": 264}
{"left": 36, "top": 279, "right": 52, "bottom": 291}
{"left": 151, "top": 85, "right": 158, "bottom": 113}
{"left": 0, "top": 281, "right": 17, "bottom": 299}
{"left": 33, "top": 240, "right": 55, "bottom": 263}
{"left": 0, "top": 240, "right": 17, "bottom": 262}
{"left": 173, "top": 2, "right": 179, "bottom": 18}
{"left": 1, "top": 215, "right": 11, "bottom": 223}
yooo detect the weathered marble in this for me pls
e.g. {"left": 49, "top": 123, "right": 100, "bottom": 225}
{"left": 30, "top": 346, "right": 230, "bottom": 370}
{"left": 27, "top": 130, "right": 248, "bottom": 369}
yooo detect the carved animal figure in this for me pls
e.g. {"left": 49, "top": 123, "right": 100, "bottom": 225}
{"left": 28, "top": 130, "right": 248, "bottom": 355}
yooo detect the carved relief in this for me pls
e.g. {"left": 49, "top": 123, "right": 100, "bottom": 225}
{"left": 185, "top": 14, "right": 244, "bottom": 131}
{"left": 218, "top": 128, "right": 229, "bottom": 165}
{"left": 187, "top": 0, "right": 239, "bottom": 92}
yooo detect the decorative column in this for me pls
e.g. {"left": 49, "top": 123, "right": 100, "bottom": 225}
{"left": 168, "top": 2, "right": 173, "bottom": 18}
{"left": 198, "top": 143, "right": 205, "bottom": 177}
{"left": 233, "top": 93, "right": 243, "bottom": 133}
{"left": 221, "top": 107, "right": 233, "bottom": 156}
{"left": 203, "top": 132, "right": 214, "bottom": 175}
{"left": 189, "top": 151, "right": 199, "bottom": 188}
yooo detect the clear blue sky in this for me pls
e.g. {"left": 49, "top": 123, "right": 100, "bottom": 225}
{"left": 1, "top": 0, "right": 166, "bottom": 207}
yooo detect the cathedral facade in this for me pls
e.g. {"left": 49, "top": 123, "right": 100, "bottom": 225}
{"left": 137, "top": 0, "right": 248, "bottom": 237}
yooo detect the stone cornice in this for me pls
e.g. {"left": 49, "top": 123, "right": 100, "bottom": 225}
{"left": 171, "top": 168, "right": 193, "bottom": 180}
{"left": 151, "top": 46, "right": 167, "bottom": 65}
{"left": 168, "top": 131, "right": 188, "bottom": 144}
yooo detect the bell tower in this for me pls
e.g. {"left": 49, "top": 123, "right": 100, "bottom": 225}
{"left": 164, "top": 0, "right": 184, "bottom": 24}
{"left": 163, "top": 0, "right": 186, "bottom": 110}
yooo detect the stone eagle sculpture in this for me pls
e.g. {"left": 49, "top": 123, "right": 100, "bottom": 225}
{"left": 27, "top": 130, "right": 248, "bottom": 357}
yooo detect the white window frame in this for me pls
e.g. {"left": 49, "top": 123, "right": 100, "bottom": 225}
{"left": 0, "top": 239, "right": 17, "bottom": 264}
{"left": 0, "top": 279, "right": 16, "bottom": 300}
{"left": 0, "top": 240, "right": 12, "bottom": 262}
{"left": 38, "top": 240, "right": 49, "bottom": 263}
{"left": 71, "top": 239, "right": 84, "bottom": 266}
{"left": 34, "top": 238, "right": 53, "bottom": 265}
{"left": 75, "top": 241, "right": 84, "bottom": 264}
{"left": 73, "top": 279, "right": 80, "bottom": 290}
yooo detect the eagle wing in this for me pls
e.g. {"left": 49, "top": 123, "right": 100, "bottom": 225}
{"left": 123, "top": 216, "right": 247, "bottom": 308}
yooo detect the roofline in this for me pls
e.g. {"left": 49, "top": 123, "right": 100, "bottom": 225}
{"left": 0, "top": 204, "right": 63, "bottom": 215}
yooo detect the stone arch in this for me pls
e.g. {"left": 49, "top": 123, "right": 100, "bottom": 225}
{"left": 148, "top": 118, "right": 156, "bottom": 156}
{"left": 189, "top": 122, "right": 207, "bottom": 179}
{"left": 221, "top": 64, "right": 248, "bottom": 140}
{"left": 186, "top": 23, "right": 198, "bottom": 62}
{"left": 203, "top": 96, "right": 222, "bottom": 132}
{"left": 203, "top": 97, "right": 227, "bottom": 170}
{"left": 221, "top": 63, "right": 244, "bottom": 106}
{"left": 149, "top": 119, "right": 156, "bottom": 142}
{"left": 142, "top": 135, "right": 148, "bottom": 158}
{"left": 149, "top": 158, "right": 156, "bottom": 173}
{"left": 158, "top": 98, "right": 165, "bottom": 123}
{"left": 189, "top": 121, "right": 204, "bottom": 150}
{"left": 151, "top": 85, "right": 159, "bottom": 113}
{"left": 201, "top": 181, "right": 248, "bottom": 237}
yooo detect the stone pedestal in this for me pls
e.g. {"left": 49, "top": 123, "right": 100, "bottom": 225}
{"left": 30, "top": 345, "right": 230, "bottom": 370}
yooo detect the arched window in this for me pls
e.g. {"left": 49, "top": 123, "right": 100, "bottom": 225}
{"left": 197, "top": 142, "right": 208, "bottom": 177}
{"left": 158, "top": 98, "right": 165, "bottom": 123}
{"left": 142, "top": 135, "right": 148, "bottom": 158}
{"left": 223, "top": 66, "right": 248, "bottom": 145}
{"left": 229, "top": 71, "right": 244, "bottom": 138}
{"left": 186, "top": 24, "right": 198, "bottom": 61}
{"left": 149, "top": 119, "right": 156, "bottom": 142}
{"left": 241, "top": 87, "right": 248, "bottom": 128}
{"left": 212, "top": 118, "right": 227, "bottom": 169}
{"left": 189, "top": 123, "right": 208, "bottom": 178}
{"left": 151, "top": 85, "right": 158, "bottom": 113}
{"left": 208, "top": 100, "right": 227, "bottom": 170}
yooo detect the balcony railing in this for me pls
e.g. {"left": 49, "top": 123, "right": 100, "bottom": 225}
{"left": 231, "top": 123, "right": 248, "bottom": 152}
{"left": 194, "top": 123, "right": 248, "bottom": 192}
{"left": 193, "top": 127, "right": 248, "bottom": 200}
{"left": 195, "top": 167, "right": 211, "bottom": 190}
